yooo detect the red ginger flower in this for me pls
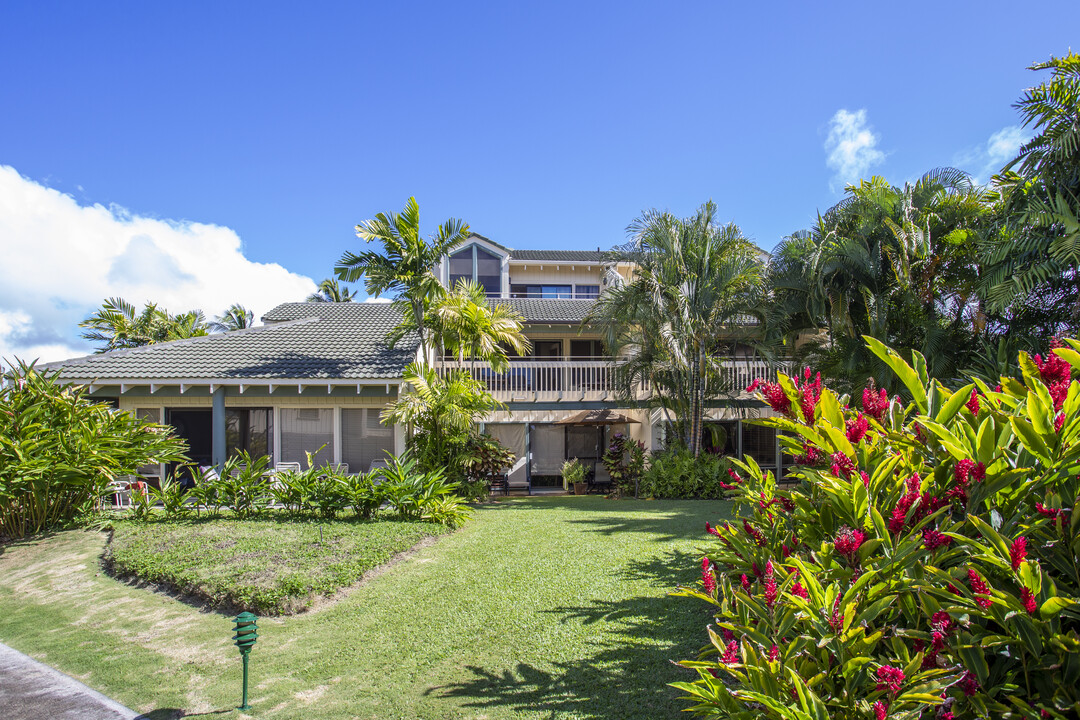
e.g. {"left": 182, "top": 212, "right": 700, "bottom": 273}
{"left": 1055, "top": 412, "right": 1066, "bottom": 432}
{"left": 796, "top": 368, "right": 823, "bottom": 422}
{"left": 863, "top": 382, "right": 890, "bottom": 422}
{"left": 873, "top": 700, "right": 888, "bottom": 720}
{"left": 834, "top": 526, "right": 865, "bottom": 557}
{"left": 1034, "top": 350, "right": 1071, "bottom": 410}
{"left": 705, "top": 522, "right": 721, "bottom": 537}
{"left": 795, "top": 443, "right": 823, "bottom": 465}
{"left": 874, "top": 665, "right": 905, "bottom": 695}
{"left": 958, "top": 670, "right": 979, "bottom": 696}
{"left": 742, "top": 519, "right": 766, "bottom": 546}
{"left": 829, "top": 596, "right": 844, "bottom": 632}
{"left": 845, "top": 413, "right": 869, "bottom": 443}
{"left": 747, "top": 378, "right": 792, "bottom": 416}
{"left": 1010, "top": 536, "right": 1027, "bottom": 572}
{"left": 790, "top": 570, "right": 808, "bottom": 599}
{"left": 830, "top": 452, "right": 856, "bottom": 479}
{"left": 968, "top": 569, "right": 992, "bottom": 608}
{"left": 740, "top": 573, "right": 752, "bottom": 593}
{"left": 768, "top": 644, "right": 779, "bottom": 662}
{"left": 1021, "top": 587, "right": 1038, "bottom": 614}
{"left": 954, "top": 459, "right": 975, "bottom": 485}
{"left": 966, "top": 389, "right": 980, "bottom": 415}
{"left": 763, "top": 561, "right": 778, "bottom": 607}
{"left": 701, "top": 557, "right": 716, "bottom": 595}
{"left": 721, "top": 639, "right": 739, "bottom": 665}
{"left": 923, "top": 527, "right": 952, "bottom": 551}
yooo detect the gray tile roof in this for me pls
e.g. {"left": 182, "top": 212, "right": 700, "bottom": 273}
{"left": 509, "top": 249, "right": 606, "bottom": 262}
{"left": 495, "top": 298, "right": 595, "bottom": 323}
{"left": 47, "top": 302, "right": 418, "bottom": 381}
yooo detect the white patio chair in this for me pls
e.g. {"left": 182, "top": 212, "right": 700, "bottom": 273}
{"left": 107, "top": 475, "right": 135, "bottom": 508}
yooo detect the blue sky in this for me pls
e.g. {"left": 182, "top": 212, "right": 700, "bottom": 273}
{"left": 0, "top": 1, "right": 1077, "bottom": 361}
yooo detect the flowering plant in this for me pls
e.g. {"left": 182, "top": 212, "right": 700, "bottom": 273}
{"left": 673, "top": 336, "right": 1080, "bottom": 719}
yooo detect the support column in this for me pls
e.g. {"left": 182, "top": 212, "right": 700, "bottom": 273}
{"left": 212, "top": 387, "right": 226, "bottom": 470}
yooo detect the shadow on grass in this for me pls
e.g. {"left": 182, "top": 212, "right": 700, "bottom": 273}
{"left": 429, "top": 551, "right": 713, "bottom": 719}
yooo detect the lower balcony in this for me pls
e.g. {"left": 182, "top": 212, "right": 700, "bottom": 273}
{"left": 432, "top": 357, "right": 789, "bottom": 403}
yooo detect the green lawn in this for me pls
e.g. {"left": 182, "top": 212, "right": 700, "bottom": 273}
{"left": 0, "top": 496, "right": 731, "bottom": 720}
{"left": 106, "top": 516, "right": 451, "bottom": 614}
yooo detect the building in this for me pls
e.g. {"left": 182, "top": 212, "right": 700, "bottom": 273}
{"left": 46, "top": 234, "right": 787, "bottom": 490}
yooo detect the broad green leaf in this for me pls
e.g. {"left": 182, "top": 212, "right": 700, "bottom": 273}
{"left": 863, "top": 335, "right": 928, "bottom": 412}
{"left": 936, "top": 382, "right": 974, "bottom": 424}
{"left": 1039, "top": 596, "right": 1078, "bottom": 620}
{"left": 1010, "top": 417, "right": 1051, "bottom": 463}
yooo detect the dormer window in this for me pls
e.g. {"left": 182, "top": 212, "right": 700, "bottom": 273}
{"left": 449, "top": 245, "right": 502, "bottom": 296}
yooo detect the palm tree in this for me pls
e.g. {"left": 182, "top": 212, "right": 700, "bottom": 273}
{"left": 80, "top": 297, "right": 208, "bottom": 353}
{"left": 771, "top": 169, "right": 994, "bottom": 393}
{"left": 983, "top": 51, "right": 1080, "bottom": 336}
{"left": 390, "top": 279, "right": 531, "bottom": 372}
{"left": 589, "top": 201, "right": 766, "bottom": 456}
{"left": 335, "top": 197, "right": 471, "bottom": 358}
{"left": 306, "top": 278, "right": 357, "bottom": 303}
{"left": 380, "top": 362, "right": 501, "bottom": 470}
{"left": 209, "top": 304, "right": 254, "bottom": 332}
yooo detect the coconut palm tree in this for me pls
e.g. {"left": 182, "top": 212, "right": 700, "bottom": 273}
{"left": 306, "top": 278, "right": 357, "bottom": 303}
{"left": 982, "top": 51, "right": 1080, "bottom": 336}
{"left": 80, "top": 297, "right": 208, "bottom": 353}
{"left": 589, "top": 201, "right": 767, "bottom": 456}
{"left": 772, "top": 169, "right": 995, "bottom": 393}
{"left": 209, "top": 304, "right": 254, "bottom": 332}
{"left": 335, "top": 197, "right": 471, "bottom": 358}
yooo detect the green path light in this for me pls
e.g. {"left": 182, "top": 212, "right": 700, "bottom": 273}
{"left": 232, "top": 611, "right": 258, "bottom": 711}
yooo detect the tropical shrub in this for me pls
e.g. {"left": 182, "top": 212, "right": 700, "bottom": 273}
{"left": 214, "top": 452, "right": 271, "bottom": 519}
{"left": 639, "top": 447, "right": 731, "bottom": 499}
{"left": 0, "top": 361, "right": 186, "bottom": 537}
{"left": 148, "top": 473, "right": 193, "bottom": 520}
{"left": 341, "top": 472, "right": 385, "bottom": 520}
{"left": 460, "top": 433, "right": 516, "bottom": 500}
{"left": 674, "top": 337, "right": 1080, "bottom": 718}
{"left": 377, "top": 455, "right": 470, "bottom": 526}
{"left": 602, "top": 433, "right": 648, "bottom": 496}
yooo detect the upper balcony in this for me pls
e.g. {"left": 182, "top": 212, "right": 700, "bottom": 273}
{"left": 433, "top": 357, "right": 789, "bottom": 403}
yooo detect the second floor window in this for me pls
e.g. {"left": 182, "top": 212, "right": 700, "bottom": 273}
{"left": 449, "top": 246, "right": 502, "bottom": 296}
{"left": 511, "top": 284, "right": 572, "bottom": 299}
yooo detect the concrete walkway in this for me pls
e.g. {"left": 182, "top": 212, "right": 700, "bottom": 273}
{"left": 0, "top": 642, "right": 139, "bottom": 720}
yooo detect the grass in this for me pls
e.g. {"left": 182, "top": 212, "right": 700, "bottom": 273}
{"left": 105, "top": 516, "right": 450, "bottom": 614}
{"left": 0, "top": 496, "right": 732, "bottom": 720}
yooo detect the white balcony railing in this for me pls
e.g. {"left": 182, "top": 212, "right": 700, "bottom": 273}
{"left": 433, "top": 357, "right": 789, "bottom": 402}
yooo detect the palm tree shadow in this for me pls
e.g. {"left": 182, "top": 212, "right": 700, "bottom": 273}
{"left": 428, "top": 552, "right": 712, "bottom": 719}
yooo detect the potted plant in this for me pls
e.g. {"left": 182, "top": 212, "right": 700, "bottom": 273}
{"left": 561, "top": 458, "right": 587, "bottom": 495}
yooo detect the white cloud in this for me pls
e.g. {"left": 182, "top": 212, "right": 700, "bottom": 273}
{"left": 0, "top": 165, "right": 318, "bottom": 364}
{"left": 362, "top": 297, "right": 392, "bottom": 303}
{"left": 953, "top": 125, "right": 1032, "bottom": 183}
{"left": 825, "top": 108, "right": 885, "bottom": 192}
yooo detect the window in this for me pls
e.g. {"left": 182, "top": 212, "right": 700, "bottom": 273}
{"left": 226, "top": 408, "right": 273, "bottom": 460}
{"left": 575, "top": 285, "right": 600, "bottom": 299}
{"left": 569, "top": 339, "right": 604, "bottom": 358}
{"left": 341, "top": 408, "right": 394, "bottom": 473}
{"left": 280, "top": 408, "right": 333, "bottom": 467}
{"left": 448, "top": 245, "right": 503, "bottom": 296}
{"left": 135, "top": 408, "right": 163, "bottom": 476}
{"left": 741, "top": 423, "right": 777, "bottom": 468}
{"left": 511, "top": 284, "right": 572, "bottom": 299}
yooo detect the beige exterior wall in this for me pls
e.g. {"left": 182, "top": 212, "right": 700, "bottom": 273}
{"left": 507, "top": 264, "right": 604, "bottom": 287}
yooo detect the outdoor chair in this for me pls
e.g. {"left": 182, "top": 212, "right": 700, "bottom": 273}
{"left": 587, "top": 462, "right": 614, "bottom": 494}
{"left": 107, "top": 476, "right": 134, "bottom": 508}
{"left": 488, "top": 473, "right": 510, "bottom": 496}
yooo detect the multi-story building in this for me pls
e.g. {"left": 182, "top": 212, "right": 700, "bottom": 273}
{"left": 46, "top": 233, "right": 787, "bottom": 491}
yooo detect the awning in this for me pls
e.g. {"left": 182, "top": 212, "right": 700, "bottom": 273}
{"left": 554, "top": 409, "right": 641, "bottom": 426}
